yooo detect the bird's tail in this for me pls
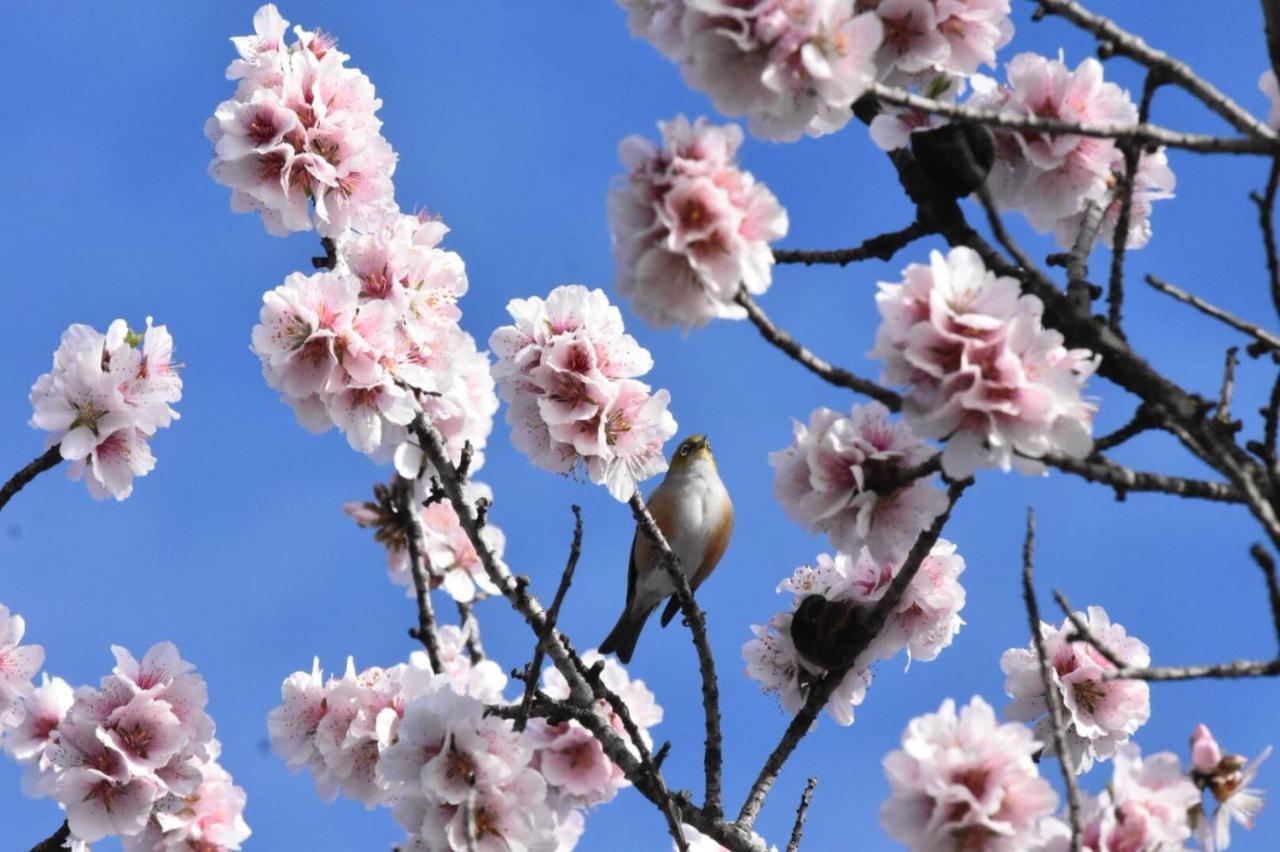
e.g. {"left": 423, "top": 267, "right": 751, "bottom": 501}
{"left": 599, "top": 604, "right": 656, "bottom": 664}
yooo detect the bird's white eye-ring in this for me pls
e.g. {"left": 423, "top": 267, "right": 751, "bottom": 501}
{"left": 679, "top": 444, "right": 691, "bottom": 456}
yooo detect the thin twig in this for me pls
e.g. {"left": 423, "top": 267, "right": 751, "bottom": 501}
{"left": 1022, "top": 510, "right": 1082, "bottom": 852}
{"left": 1105, "top": 659, "right": 1280, "bottom": 681}
{"left": 0, "top": 445, "right": 62, "bottom": 514}
{"left": 29, "top": 822, "right": 70, "bottom": 852}
{"left": 975, "top": 185, "right": 1043, "bottom": 280}
{"left": 1108, "top": 72, "right": 1163, "bottom": 334}
{"left": 1032, "top": 0, "right": 1278, "bottom": 144}
{"left": 772, "top": 221, "right": 932, "bottom": 266}
{"left": 1094, "top": 407, "right": 1159, "bottom": 451}
{"left": 396, "top": 475, "right": 444, "bottom": 673}
{"left": 1145, "top": 275, "right": 1280, "bottom": 354}
{"left": 735, "top": 291, "right": 902, "bottom": 411}
{"left": 1218, "top": 347, "right": 1240, "bottom": 424}
{"left": 456, "top": 600, "right": 486, "bottom": 664}
{"left": 1249, "top": 544, "right": 1280, "bottom": 650}
{"left": 514, "top": 505, "right": 583, "bottom": 732}
{"left": 1251, "top": 159, "right": 1280, "bottom": 320}
{"left": 1053, "top": 591, "right": 1127, "bottom": 670}
{"left": 736, "top": 481, "right": 970, "bottom": 830}
{"left": 784, "top": 778, "right": 818, "bottom": 852}
{"left": 628, "top": 492, "right": 725, "bottom": 821}
{"left": 1039, "top": 451, "right": 1243, "bottom": 503}
{"left": 871, "top": 83, "right": 1273, "bottom": 155}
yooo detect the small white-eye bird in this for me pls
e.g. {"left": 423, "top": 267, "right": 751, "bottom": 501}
{"left": 599, "top": 434, "right": 734, "bottom": 663}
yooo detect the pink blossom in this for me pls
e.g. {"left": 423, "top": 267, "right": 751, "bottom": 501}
{"left": 207, "top": 5, "right": 397, "bottom": 237}
{"left": 1001, "top": 605, "right": 1150, "bottom": 775}
{"left": 639, "top": 0, "right": 884, "bottom": 141}
{"left": 881, "top": 696, "right": 1059, "bottom": 851}
{"left": 490, "top": 285, "right": 678, "bottom": 500}
{"left": 125, "top": 740, "right": 252, "bottom": 851}
{"left": 609, "top": 115, "right": 788, "bottom": 330}
{"left": 28, "top": 320, "right": 183, "bottom": 501}
{"left": 1052, "top": 146, "right": 1176, "bottom": 251}
{"left": 0, "top": 604, "right": 44, "bottom": 730}
{"left": 4, "top": 673, "right": 73, "bottom": 796}
{"left": 872, "top": 246, "right": 1098, "bottom": 479}
{"left": 1188, "top": 724, "right": 1271, "bottom": 851}
{"left": 769, "top": 401, "right": 948, "bottom": 564}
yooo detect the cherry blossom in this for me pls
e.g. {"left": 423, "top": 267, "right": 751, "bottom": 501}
{"left": 0, "top": 605, "right": 44, "bottom": 731}
{"left": 624, "top": 0, "right": 884, "bottom": 141}
{"left": 4, "top": 673, "right": 73, "bottom": 797}
{"left": 345, "top": 479, "right": 504, "bottom": 603}
{"left": 206, "top": 5, "right": 397, "bottom": 237}
{"left": 769, "top": 401, "right": 948, "bottom": 565}
{"left": 1001, "top": 605, "right": 1150, "bottom": 775}
{"left": 251, "top": 211, "right": 496, "bottom": 469}
{"left": 1189, "top": 723, "right": 1271, "bottom": 851}
{"left": 28, "top": 319, "right": 183, "bottom": 501}
{"left": 745, "top": 542, "right": 965, "bottom": 725}
{"left": 490, "top": 285, "right": 678, "bottom": 500}
{"left": 881, "top": 696, "right": 1059, "bottom": 851}
{"left": 608, "top": 115, "right": 788, "bottom": 330}
{"left": 871, "top": 246, "right": 1099, "bottom": 479}
{"left": 123, "top": 740, "right": 252, "bottom": 851}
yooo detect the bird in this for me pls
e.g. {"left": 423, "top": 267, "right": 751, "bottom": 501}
{"left": 599, "top": 434, "right": 734, "bottom": 664}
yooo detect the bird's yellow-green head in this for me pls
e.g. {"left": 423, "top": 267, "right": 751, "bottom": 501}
{"left": 669, "top": 434, "right": 715, "bottom": 472}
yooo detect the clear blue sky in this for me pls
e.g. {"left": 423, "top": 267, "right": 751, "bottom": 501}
{"left": 3, "top": 2, "right": 1278, "bottom": 849}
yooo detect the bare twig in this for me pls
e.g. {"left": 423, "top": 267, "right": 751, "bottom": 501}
{"left": 772, "top": 221, "right": 932, "bottom": 266}
{"left": 1022, "top": 510, "right": 1082, "bottom": 852}
{"left": 311, "top": 236, "right": 338, "bottom": 270}
{"left": 396, "top": 475, "right": 444, "bottom": 673}
{"left": 1032, "top": 0, "right": 1278, "bottom": 144}
{"left": 1095, "top": 407, "right": 1159, "bottom": 451}
{"left": 1039, "top": 451, "right": 1243, "bottom": 503}
{"left": 0, "top": 444, "right": 62, "bottom": 514}
{"left": 29, "top": 822, "right": 70, "bottom": 852}
{"left": 628, "top": 492, "right": 725, "bottom": 821}
{"left": 736, "top": 480, "right": 970, "bottom": 830}
{"left": 785, "top": 778, "right": 818, "bottom": 852}
{"left": 1107, "top": 72, "right": 1164, "bottom": 334}
{"left": 1105, "top": 659, "right": 1280, "bottom": 681}
{"left": 1249, "top": 544, "right": 1280, "bottom": 650}
{"left": 735, "top": 291, "right": 902, "bottom": 411}
{"left": 1218, "top": 347, "right": 1240, "bottom": 425}
{"left": 871, "top": 83, "right": 1273, "bottom": 155}
{"left": 514, "top": 505, "right": 583, "bottom": 732}
{"left": 975, "top": 185, "right": 1043, "bottom": 281}
{"left": 456, "top": 600, "right": 486, "bottom": 664}
{"left": 1145, "top": 275, "right": 1280, "bottom": 354}
{"left": 1251, "top": 159, "right": 1280, "bottom": 320}
{"left": 1053, "top": 591, "right": 1127, "bottom": 670}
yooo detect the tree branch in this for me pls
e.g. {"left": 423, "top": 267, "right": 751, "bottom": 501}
{"left": 1108, "top": 71, "right": 1164, "bottom": 334}
{"left": 784, "top": 778, "right": 818, "bottom": 852}
{"left": 395, "top": 475, "right": 444, "bottom": 673}
{"left": 1145, "top": 274, "right": 1280, "bottom": 354}
{"left": 735, "top": 480, "right": 970, "bottom": 830}
{"left": 1251, "top": 159, "right": 1280, "bottom": 321}
{"left": 1022, "top": 510, "right": 1082, "bottom": 852}
{"left": 772, "top": 222, "right": 932, "bottom": 266}
{"left": 1, "top": 444, "right": 62, "bottom": 514}
{"left": 1039, "top": 450, "right": 1243, "bottom": 503}
{"left": 455, "top": 600, "right": 486, "bottom": 663}
{"left": 628, "top": 492, "right": 725, "bottom": 821}
{"left": 29, "top": 822, "right": 70, "bottom": 852}
{"left": 1249, "top": 544, "right": 1280, "bottom": 651}
{"left": 735, "top": 291, "right": 902, "bottom": 411}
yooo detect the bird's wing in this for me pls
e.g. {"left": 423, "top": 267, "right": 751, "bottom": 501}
{"left": 631, "top": 485, "right": 679, "bottom": 591}
{"left": 692, "top": 493, "right": 734, "bottom": 590}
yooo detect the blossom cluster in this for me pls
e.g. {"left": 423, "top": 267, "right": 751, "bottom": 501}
{"left": 970, "top": 53, "right": 1175, "bottom": 250}
{"left": 7, "top": 641, "right": 249, "bottom": 849}
{"left": 608, "top": 115, "right": 788, "bottom": 330}
{"left": 1001, "top": 605, "right": 1150, "bottom": 776}
{"left": 489, "top": 285, "right": 678, "bottom": 501}
{"left": 267, "top": 633, "right": 661, "bottom": 850}
{"left": 743, "top": 541, "right": 965, "bottom": 725}
{"left": 344, "top": 478, "right": 505, "bottom": 603}
{"left": 770, "top": 401, "right": 948, "bottom": 565}
{"left": 871, "top": 246, "right": 1099, "bottom": 479}
{"left": 881, "top": 696, "right": 1060, "bottom": 850}
{"left": 29, "top": 318, "right": 183, "bottom": 501}
{"left": 251, "top": 210, "right": 497, "bottom": 469}
{"left": 205, "top": 4, "right": 397, "bottom": 237}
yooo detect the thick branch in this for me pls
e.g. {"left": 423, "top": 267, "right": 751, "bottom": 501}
{"left": 1039, "top": 451, "right": 1243, "bottom": 503}
{"left": 1032, "top": 0, "right": 1278, "bottom": 143}
{"left": 736, "top": 480, "right": 969, "bottom": 830}
{"left": 1022, "top": 511, "right": 1082, "bottom": 852}
{"left": 871, "top": 84, "right": 1272, "bottom": 155}
{"left": 628, "top": 492, "right": 725, "bottom": 821}
{"left": 735, "top": 291, "right": 902, "bottom": 411}
{"left": 772, "top": 221, "right": 932, "bottom": 266}
{"left": 1, "top": 445, "right": 62, "bottom": 514}
{"left": 29, "top": 822, "right": 70, "bottom": 852}
{"left": 1146, "top": 274, "right": 1280, "bottom": 354}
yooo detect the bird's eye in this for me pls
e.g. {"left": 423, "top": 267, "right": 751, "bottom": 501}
{"left": 679, "top": 444, "right": 690, "bottom": 456}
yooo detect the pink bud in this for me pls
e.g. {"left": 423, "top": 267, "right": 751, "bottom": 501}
{"left": 1191, "top": 723, "right": 1222, "bottom": 774}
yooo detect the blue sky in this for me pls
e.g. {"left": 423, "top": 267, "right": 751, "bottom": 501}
{"left": 3, "top": 2, "right": 1279, "bottom": 849}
